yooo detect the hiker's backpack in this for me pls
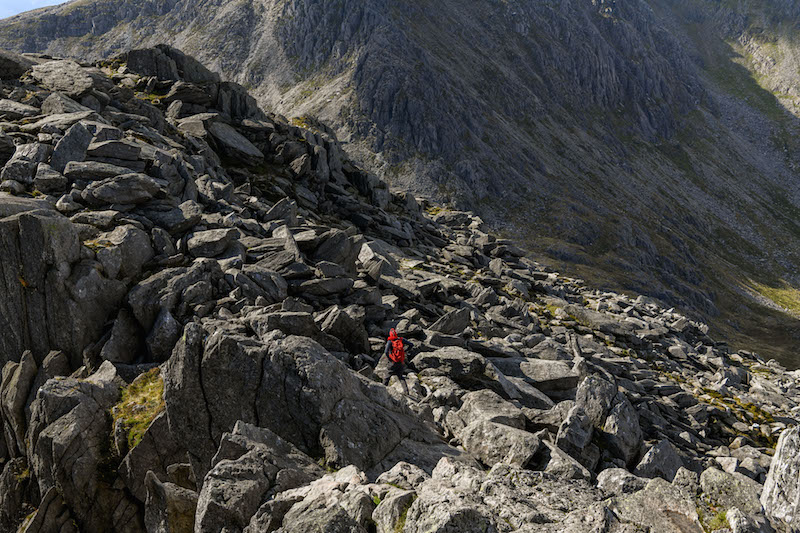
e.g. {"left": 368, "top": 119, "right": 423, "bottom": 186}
{"left": 389, "top": 338, "right": 406, "bottom": 363}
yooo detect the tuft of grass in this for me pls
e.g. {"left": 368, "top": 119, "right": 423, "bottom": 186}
{"left": 111, "top": 368, "right": 165, "bottom": 450}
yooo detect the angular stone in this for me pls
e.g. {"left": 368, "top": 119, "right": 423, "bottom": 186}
{"left": 207, "top": 122, "right": 264, "bottom": 165}
{"left": 63, "top": 160, "right": 133, "bottom": 182}
{"left": 87, "top": 139, "right": 142, "bottom": 161}
{"left": 83, "top": 172, "right": 161, "bottom": 205}
{"left": 0, "top": 99, "right": 39, "bottom": 120}
{"left": 429, "top": 307, "right": 471, "bottom": 336}
{"left": 634, "top": 439, "right": 684, "bottom": 482}
{"left": 0, "top": 50, "right": 34, "bottom": 80}
{"left": 700, "top": 467, "right": 763, "bottom": 516}
{"left": 600, "top": 392, "right": 643, "bottom": 467}
{"left": 187, "top": 228, "right": 236, "bottom": 257}
{"left": 41, "top": 92, "right": 93, "bottom": 115}
{"left": 33, "top": 164, "right": 68, "bottom": 193}
{"left": 762, "top": 426, "right": 800, "bottom": 529}
{"left": 458, "top": 419, "right": 540, "bottom": 468}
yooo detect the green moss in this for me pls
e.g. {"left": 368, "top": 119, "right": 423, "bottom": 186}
{"left": 393, "top": 495, "right": 417, "bottom": 533}
{"left": 707, "top": 509, "right": 729, "bottom": 532}
{"left": 372, "top": 495, "right": 382, "bottom": 506}
{"left": 110, "top": 368, "right": 165, "bottom": 450}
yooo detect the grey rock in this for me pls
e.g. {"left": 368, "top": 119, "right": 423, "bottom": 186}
{"left": 0, "top": 50, "right": 34, "bottom": 80}
{"left": 375, "top": 461, "right": 430, "bottom": 490}
{"left": 700, "top": 467, "right": 763, "bottom": 516}
{"left": 458, "top": 419, "right": 540, "bottom": 468}
{"left": 456, "top": 389, "right": 526, "bottom": 429}
{"left": 316, "top": 305, "right": 370, "bottom": 354}
{"left": 490, "top": 357, "right": 580, "bottom": 393}
{"left": 83, "top": 173, "right": 161, "bottom": 205}
{"left": 119, "top": 408, "right": 186, "bottom": 503}
{"left": 17, "top": 487, "right": 78, "bottom": 533}
{"left": 96, "top": 224, "right": 154, "bottom": 279}
{"left": 597, "top": 468, "right": 648, "bottom": 496}
{"left": 163, "top": 327, "right": 462, "bottom": 479}
{"left": 762, "top": 425, "right": 800, "bottom": 529}
{"left": 600, "top": 392, "right": 643, "bottom": 467}
{"left": 634, "top": 439, "right": 685, "bottom": 482}
{"left": 41, "top": 92, "right": 93, "bottom": 115}
{"left": 100, "top": 309, "right": 144, "bottom": 364}
{"left": 0, "top": 208, "right": 125, "bottom": 366}
{"left": 0, "top": 99, "right": 39, "bottom": 120}
{"left": 87, "top": 139, "right": 142, "bottom": 161}
{"left": 144, "top": 472, "right": 198, "bottom": 533}
{"left": 429, "top": 307, "right": 471, "bottom": 336}
{"left": 33, "top": 164, "right": 68, "bottom": 193}
{"left": 0, "top": 350, "right": 37, "bottom": 457}
{"left": 63, "top": 160, "right": 133, "bottom": 181}
{"left": 187, "top": 228, "right": 236, "bottom": 257}
{"left": 610, "top": 477, "right": 703, "bottom": 532}
{"left": 576, "top": 375, "right": 617, "bottom": 428}
{"left": 31, "top": 60, "right": 108, "bottom": 98}
{"left": 208, "top": 122, "right": 264, "bottom": 166}
{"left": 146, "top": 308, "right": 182, "bottom": 362}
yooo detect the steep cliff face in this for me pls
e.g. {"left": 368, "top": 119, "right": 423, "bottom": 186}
{"left": 0, "top": 0, "right": 799, "bottom": 362}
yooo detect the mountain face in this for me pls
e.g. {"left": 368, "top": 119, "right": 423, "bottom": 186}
{"left": 1, "top": 46, "right": 800, "bottom": 533}
{"left": 2, "top": 0, "right": 800, "bottom": 364}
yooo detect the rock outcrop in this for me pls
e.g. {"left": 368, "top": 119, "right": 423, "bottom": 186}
{"left": 0, "top": 48, "right": 797, "bottom": 533}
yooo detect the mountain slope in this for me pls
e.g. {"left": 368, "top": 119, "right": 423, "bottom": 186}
{"left": 1, "top": 0, "right": 800, "bottom": 365}
{"left": 0, "top": 47, "right": 799, "bottom": 533}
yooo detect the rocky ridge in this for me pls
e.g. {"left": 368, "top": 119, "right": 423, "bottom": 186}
{"left": 0, "top": 47, "right": 799, "bottom": 532}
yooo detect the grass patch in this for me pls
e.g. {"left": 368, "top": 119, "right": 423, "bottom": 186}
{"left": 110, "top": 368, "right": 165, "bottom": 450}
{"left": 706, "top": 509, "right": 729, "bottom": 532}
{"left": 750, "top": 280, "right": 800, "bottom": 315}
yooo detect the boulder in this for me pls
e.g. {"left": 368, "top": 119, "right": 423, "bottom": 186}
{"left": 207, "top": 122, "right": 264, "bottom": 166}
{"left": 0, "top": 50, "right": 34, "bottom": 80}
{"left": 31, "top": 60, "right": 109, "bottom": 99}
{"left": 41, "top": 92, "right": 93, "bottom": 115}
{"left": 600, "top": 392, "right": 643, "bottom": 466}
{"left": 144, "top": 472, "right": 198, "bottom": 533}
{"left": 163, "top": 327, "right": 461, "bottom": 479}
{"left": 187, "top": 228, "right": 236, "bottom": 258}
{"left": 490, "top": 357, "right": 580, "bottom": 393}
{"left": 597, "top": 468, "right": 648, "bottom": 496}
{"left": 610, "top": 477, "right": 703, "bottom": 532}
{"left": 761, "top": 425, "right": 800, "bottom": 528}
{"left": 429, "top": 308, "right": 471, "bottom": 336}
{"left": 95, "top": 224, "right": 154, "bottom": 279}
{"left": 51, "top": 123, "right": 93, "bottom": 173}
{"left": 0, "top": 99, "right": 39, "bottom": 120}
{"left": 457, "top": 420, "right": 540, "bottom": 468}
{"left": 28, "top": 364, "right": 143, "bottom": 532}
{"left": 634, "top": 439, "right": 685, "bottom": 482}
{"left": 0, "top": 350, "right": 38, "bottom": 456}
{"left": 700, "top": 467, "right": 763, "bottom": 516}
{"left": 456, "top": 389, "right": 526, "bottom": 429}
{"left": 82, "top": 173, "right": 161, "bottom": 205}
{"left": 33, "top": 164, "right": 68, "bottom": 194}
{"left": 0, "top": 208, "right": 125, "bottom": 366}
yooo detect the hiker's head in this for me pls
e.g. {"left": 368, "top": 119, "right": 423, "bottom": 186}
{"left": 388, "top": 328, "right": 398, "bottom": 340}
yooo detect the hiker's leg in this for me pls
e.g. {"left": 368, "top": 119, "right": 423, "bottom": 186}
{"left": 400, "top": 377, "right": 409, "bottom": 395}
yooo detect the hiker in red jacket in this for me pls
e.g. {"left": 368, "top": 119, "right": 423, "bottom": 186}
{"left": 383, "top": 328, "right": 413, "bottom": 394}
